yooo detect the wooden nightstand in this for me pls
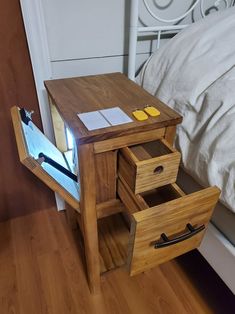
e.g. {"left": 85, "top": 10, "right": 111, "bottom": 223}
{"left": 44, "top": 73, "right": 220, "bottom": 293}
{"left": 11, "top": 73, "right": 220, "bottom": 295}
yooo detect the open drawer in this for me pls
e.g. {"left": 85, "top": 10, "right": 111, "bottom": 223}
{"left": 117, "top": 176, "right": 220, "bottom": 276}
{"left": 118, "top": 139, "right": 181, "bottom": 194}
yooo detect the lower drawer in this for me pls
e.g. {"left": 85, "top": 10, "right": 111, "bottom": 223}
{"left": 117, "top": 177, "right": 220, "bottom": 276}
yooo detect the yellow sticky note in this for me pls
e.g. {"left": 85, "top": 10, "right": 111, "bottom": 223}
{"left": 144, "top": 106, "right": 160, "bottom": 117}
{"left": 132, "top": 109, "right": 148, "bottom": 121}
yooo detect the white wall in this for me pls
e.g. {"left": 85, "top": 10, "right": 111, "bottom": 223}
{"left": 41, "top": 0, "right": 151, "bottom": 77}
{"left": 41, "top": 0, "right": 205, "bottom": 78}
{"left": 22, "top": 0, "right": 234, "bottom": 80}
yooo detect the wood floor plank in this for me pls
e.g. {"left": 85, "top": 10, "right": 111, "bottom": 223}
{"left": 102, "top": 268, "right": 182, "bottom": 314}
{"left": 59, "top": 247, "right": 94, "bottom": 314}
{"left": 132, "top": 268, "right": 187, "bottom": 314}
{"left": 0, "top": 208, "right": 234, "bottom": 314}
{"left": 0, "top": 221, "right": 20, "bottom": 314}
{"left": 159, "top": 259, "right": 210, "bottom": 313}
{"left": 172, "top": 251, "right": 235, "bottom": 314}
{"left": 37, "top": 251, "right": 77, "bottom": 314}
{"left": 10, "top": 216, "right": 49, "bottom": 314}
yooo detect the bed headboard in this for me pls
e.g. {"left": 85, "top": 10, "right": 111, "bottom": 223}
{"left": 128, "top": 0, "right": 235, "bottom": 80}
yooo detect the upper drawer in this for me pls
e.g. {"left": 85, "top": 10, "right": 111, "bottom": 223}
{"left": 118, "top": 139, "right": 181, "bottom": 194}
{"left": 117, "top": 178, "right": 220, "bottom": 276}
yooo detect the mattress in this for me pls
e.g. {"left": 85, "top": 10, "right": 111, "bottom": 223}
{"left": 177, "top": 169, "right": 235, "bottom": 246}
{"left": 137, "top": 7, "right": 235, "bottom": 214}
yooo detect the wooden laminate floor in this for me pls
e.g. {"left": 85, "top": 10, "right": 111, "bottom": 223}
{"left": 0, "top": 208, "right": 234, "bottom": 314}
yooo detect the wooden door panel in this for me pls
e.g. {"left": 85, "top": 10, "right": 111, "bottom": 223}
{"left": 0, "top": 0, "right": 54, "bottom": 221}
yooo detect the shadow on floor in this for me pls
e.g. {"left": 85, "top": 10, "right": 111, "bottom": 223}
{"left": 176, "top": 250, "right": 235, "bottom": 313}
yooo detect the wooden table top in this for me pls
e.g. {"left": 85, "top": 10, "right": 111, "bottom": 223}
{"left": 45, "top": 73, "right": 182, "bottom": 144}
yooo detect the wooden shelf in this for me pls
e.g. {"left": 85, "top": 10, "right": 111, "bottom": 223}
{"left": 98, "top": 214, "right": 130, "bottom": 274}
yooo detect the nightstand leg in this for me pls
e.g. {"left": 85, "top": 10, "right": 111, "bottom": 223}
{"left": 165, "top": 125, "right": 176, "bottom": 146}
{"left": 65, "top": 202, "right": 78, "bottom": 230}
{"left": 78, "top": 143, "right": 101, "bottom": 294}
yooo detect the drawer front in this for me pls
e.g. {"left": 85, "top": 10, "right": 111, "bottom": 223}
{"left": 119, "top": 139, "right": 181, "bottom": 194}
{"left": 118, "top": 179, "right": 220, "bottom": 276}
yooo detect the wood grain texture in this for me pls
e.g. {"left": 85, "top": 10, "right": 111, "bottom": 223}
{"left": 119, "top": 139, "right": 181, "bottom": 194}
{"left": 96, "top": 199, "right": 125, "bottom": 219}
{"left": 45, "top": 73, "right": 182, "bottom": 144}
{"left": 94, "top": 127, "right": 165, "bottom": 153}
{"left": 78, "top": 143, "right": 100, "bottom": 294}
{"left": 77, "top": 208, "right": 129, "bottom": 275}
{"left": 49, "top": 97, "right": 68, "bottom": 152}
{"left": 117, "top": 177, "right": 148, "bottom": 214}
{"left": 1, "top": 208, "right": 234, "bottom": 313}
{"left": 95, "top": 151, "right": 117, "bottom": 203}
{"left": 165, "top": 125, "right": 177, "bottom": 146}
{"left": 98, "top": 214, "right": 129, "bottom": 274}
{"left": 0, "top": 0, "right": 54, "bottom": 221}
{"left": 128, "top": 186, "right": 220, "bottom": 276}
{"left": 65, "top": 202, "right": 78, "bottom": 230}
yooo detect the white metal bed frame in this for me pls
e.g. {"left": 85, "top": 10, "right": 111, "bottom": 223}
{"left": 127, "top": 0, "right": 235, "bottom": 295}
{"left": 128, "top": 0, "right": 235, "bottom": 80}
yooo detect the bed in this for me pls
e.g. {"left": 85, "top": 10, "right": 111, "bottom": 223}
{"left": 128, "top": 0, "right": 235, "bottom": 294}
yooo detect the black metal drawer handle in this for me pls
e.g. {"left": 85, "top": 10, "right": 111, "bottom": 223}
{"left": 154, "top": 223, "right": 205, "bottom": 249}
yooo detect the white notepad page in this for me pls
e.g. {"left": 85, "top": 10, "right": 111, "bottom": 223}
{"left": 77, "top": 111, "right": 110, "bottom": 131}
{"left": 100, "top": 107, "right": 132, "bottom": 126}
{"left": 77, "top": 107, "right": 133, "bottom": 131}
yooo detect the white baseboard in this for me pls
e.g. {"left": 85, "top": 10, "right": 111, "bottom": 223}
{"left": 199, "top": 223, "right": 235, "bottom": 295}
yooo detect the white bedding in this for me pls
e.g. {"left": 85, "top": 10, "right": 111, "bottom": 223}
{"left": 137, "top": 8, "right": 235, "bottom": 213}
